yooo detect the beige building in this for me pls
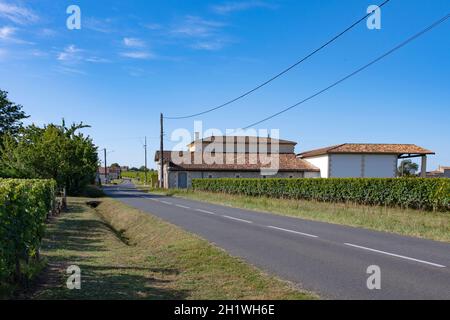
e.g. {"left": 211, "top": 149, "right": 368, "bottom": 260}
{"left": 155, "top": 136, "right": 320, "bottom": 189}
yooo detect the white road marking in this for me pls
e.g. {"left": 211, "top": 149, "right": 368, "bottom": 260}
{"left": 175, "top": 204, "right": 190, "bottom": 209}
{"left": 223, "top": 215, "right": 253, "bottom": 224}
{"left": 160, "top": 201, "right": 173, "bottom": 205}
{"left": 195, "top": 209, "right": 216, "bottom": 215}
{"left": 267, "top": 226, "right": 319, "bottom": 238}
{"left": 344, "top": 243, "right": 446, "bottom": 268}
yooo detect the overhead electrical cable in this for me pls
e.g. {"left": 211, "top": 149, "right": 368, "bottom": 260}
{"left": 164, "top": 0, "right": 392, "bottom": 120}
{"left": 241, "top": 13, "right": 450, "bottom": 129}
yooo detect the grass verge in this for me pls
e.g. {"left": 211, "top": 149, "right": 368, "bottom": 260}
{"left": 144, "top": 188, "right": 450, "bottom": 243}
{"left": 30, "top": 197, "right": 315, "bottom": 300}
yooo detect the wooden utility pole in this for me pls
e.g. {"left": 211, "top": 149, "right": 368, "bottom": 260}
{"left": 104, "top": 148, "right": 108, "bottom": 184}
{"left": 144, "top": 136, "right": 148, "bottom": 185}
{"left": 160, "top": 113, "right": 164, "bottom": 188}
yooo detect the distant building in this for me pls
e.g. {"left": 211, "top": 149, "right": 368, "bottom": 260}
{"left": 120, "top": 166, "right": 129, "bottom": 172}
{"left": 97, "top": 166, "right": 121, "bottom": 184}
{"left": 427, "top": 166, "right": 450, "bottom": 178}
{"left": 155, "top": 136, "right": 320, "bottom": 189}
{"left": 298, "top": 143, "right": 434, "bottom": 178}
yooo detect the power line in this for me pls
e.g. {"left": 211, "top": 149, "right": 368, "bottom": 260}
{"left": 242, "top": 13, "right": 450, "bottom": 129}
{"left": 164, "top": 0, "right": 392, "bottom": 120}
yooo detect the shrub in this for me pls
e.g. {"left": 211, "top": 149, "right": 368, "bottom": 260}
{"left": 0, "top": 178, "right": 56, "bottom": 286}
{"left": 192, "top": 178, "right": 450, "bottom": 211}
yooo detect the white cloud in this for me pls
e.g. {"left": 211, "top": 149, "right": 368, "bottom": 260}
{"left": 0, "top": 1, "right": 39, "bottom": 24}
{"left": 212, "top": 1, "right": 275, "bottom": 14}
{"left": 84, "top": 17, "right": 114, "bottom": 33}
{"left": 0, "top": 25, "right": 32, "bottom": 44}
{"left": 123, "top": 37, "right": 146, "bottom": 48}
{"left": 171, "top": 15, "right": 224, "bottom": 38}
{"left": 0, "top": 25, "right": 15, "bottom": 39}
{"left": 120, "top": 51, "right": 154, "bottom": 59}
{"left": 57, "top": 45, "right": 83, "bottom": 62}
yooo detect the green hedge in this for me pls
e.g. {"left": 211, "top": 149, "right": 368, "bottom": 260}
{"left": 0, "top": 179, "right": 56, "bottom": 284}
{"left": 192, "top": 178, "right": 450, "bottom": 211}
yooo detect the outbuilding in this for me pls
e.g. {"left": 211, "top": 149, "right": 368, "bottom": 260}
{"left": 298, "top": 144, "right": 434, "bottom": 178}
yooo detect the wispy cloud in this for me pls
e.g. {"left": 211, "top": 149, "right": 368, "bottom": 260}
{"left": 211, "top": 1, "right": 275, "bottom": 14}
{"left": 169, "top": 15, "right": 232, "bottom": 51}
{"left": 123, "top": 37, "right": 146, "bottom": 48}
{"left": 57, "top": 44, "right": 83, "bottom": 62}
{"left": 0, "top": 25, "right": 15, "bottom": 39}
{"left": 120, "top": 51, "right": 154, "bottom": 59}
{"left": 84, "top": 17, "right": 114, "bottom": 33}
{"left": 0, "top": 25, "right": 33, "bottom": 44}
{"left": 191, "top": 40, "right": 227, "bottom": 51}
{"left": 171, "top": 15, "right": 224, "bottom": 38}
{"left": 0, "top": 1, "right": 39, "bottom": 24}
{"left": 55, "top": 66, "right": 87, "bottom": 76}
{"left": 57, "top": 44, "right": 110, "bottom": 64}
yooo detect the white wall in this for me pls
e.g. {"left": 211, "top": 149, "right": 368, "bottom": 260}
{"left": 364, "top": 155, "right": 397, "bottom": 178}
{"left": 303, "top": 155, "right": 329, "bottom": 178}
{"left": 329, "top": 154, "right": 397, "bottom": 178}
{"left": 330, "top": 154, "right": 362, "bottom": 178}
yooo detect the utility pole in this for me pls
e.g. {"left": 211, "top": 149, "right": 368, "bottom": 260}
{"left": 144, "top": 136, "right": 148, "bottom": 185}
{"left": 104, "top": 148, "right": 108, "bottom": 184}
{"left": 160, "top": 113, "right": 164, "bottom": 188}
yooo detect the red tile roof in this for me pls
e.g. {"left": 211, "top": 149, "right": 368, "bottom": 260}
{"left": 299, "top": 144, "right": 434, "bottom": 158}
{"left": 187, "top": 136, "right": 297, "bottom": 146}
{"left": 155, "top": 151, "right": 319, "bottom": 172}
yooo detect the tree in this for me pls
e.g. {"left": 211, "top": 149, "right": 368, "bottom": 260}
{"left": 0, "top": 90, "right": 29, "bottom": 138}
{"left": 110, "top": 163, "right": 120, "bottom": 168}
{"left": 398, "top": 160, "right": 419, "bottom": 177}
{"left": 0, "top": 121, "right": 99, "bottom": 195}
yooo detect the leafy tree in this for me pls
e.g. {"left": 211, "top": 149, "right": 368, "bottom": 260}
{"left": 110, "top": 163, "right": 120, "bottom": 168}
{"left": 0, "top": 121, "right": 99, "bottom": 195}
{"left": 398, "top": 160, "right": 419, "bottom": 177}
{"left": 0, "top": 90, "right": 29, "bottom": 138}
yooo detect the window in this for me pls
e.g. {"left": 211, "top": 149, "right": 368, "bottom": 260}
{"left": 208, "top": 174, "right": 213, "bottom": 178}
{"left": 235, "top": 174, "right": 240, "bottom": 178}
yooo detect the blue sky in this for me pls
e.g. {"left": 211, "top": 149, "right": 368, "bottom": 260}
{"left": 0, "top": 0, "right": 449, "bottom": 169}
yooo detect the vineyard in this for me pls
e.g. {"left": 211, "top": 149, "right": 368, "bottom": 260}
{"left": 121, "top": 171, "right": 158, "bottom": 186}
{"left": 192, "top": 178, "right": 450, "bottom": 211}
{"left": 0, "top": 179, "right": 57, "bottom": 290}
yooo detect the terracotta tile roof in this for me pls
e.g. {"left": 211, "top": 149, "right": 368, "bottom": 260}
{"left": 187, "top": 136, "right": 297, "bottom": 146}
{"left": 155, "top": 151, "right": 319, "bottom": 172}
{"left": 97, "top": 167, "right": 121, "bottom": 174}
{"left": 299, "top": 144, "right": 435, "bottom": 158}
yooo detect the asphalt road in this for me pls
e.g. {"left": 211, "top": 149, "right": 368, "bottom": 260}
{"left": 104, "top": 182, "right": 450, "bottom": 300}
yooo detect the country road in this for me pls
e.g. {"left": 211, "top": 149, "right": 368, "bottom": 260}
{"left": 104, "top": 182, "right": 450, "bottom": 300}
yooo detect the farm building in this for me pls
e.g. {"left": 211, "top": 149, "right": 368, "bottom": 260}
{"left": 298, "top": 144, "right": 434, "bottom": 178}
{"left": 156, "top": 137, "right": 436, "bottom": 188}
{"left": 97, "top": 166, "right": 121, "bottom": 184}
{"left": 155, "top": 136, "right": 320, "bottom": 189}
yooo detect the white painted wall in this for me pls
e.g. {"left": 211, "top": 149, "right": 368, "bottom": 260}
{"left": 364, "top": 154, "right": 397, "bottom": 178}
{"left": 330, "top": 154, "right": 362, "bottom": 178}
{"left": 303, "top": 155, "right": 329, "bottom": 178}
